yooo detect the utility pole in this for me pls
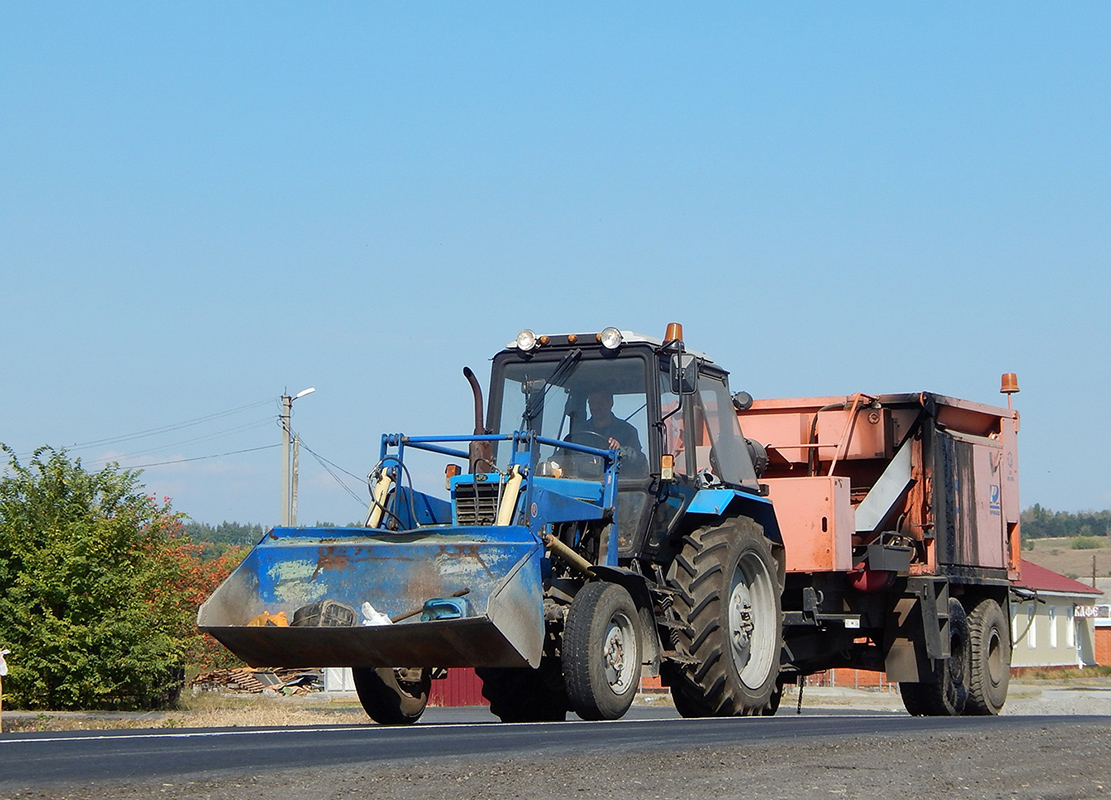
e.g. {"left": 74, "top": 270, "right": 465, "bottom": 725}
{"left": 280, "top": 388, "right": 315, "bottom": 526}
{"left": 281, "top": 394, "right": 291, "bottom": 527}
{"left": 291, "top": 434, "right": 301, "bottom": 526}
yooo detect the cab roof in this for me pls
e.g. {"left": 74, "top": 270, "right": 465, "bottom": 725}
{"left": 502, "top": 329, "right": 713, "bottom": 362}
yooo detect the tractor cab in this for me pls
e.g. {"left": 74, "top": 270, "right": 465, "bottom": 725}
{"left": 487, "top": 325, "right": 764, "bottom": 562}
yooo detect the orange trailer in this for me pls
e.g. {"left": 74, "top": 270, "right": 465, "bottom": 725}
{"left": 736, "top": 383, "right": 1021, "bottom": 714}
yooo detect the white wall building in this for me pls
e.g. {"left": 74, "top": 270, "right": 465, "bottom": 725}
{"left": 1010, "top": 559, "right": 1101, "bottom": 669}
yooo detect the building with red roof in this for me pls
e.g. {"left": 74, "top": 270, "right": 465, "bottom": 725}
{"left": 1011, "top": 559, "right": 1103, "bottom": 669}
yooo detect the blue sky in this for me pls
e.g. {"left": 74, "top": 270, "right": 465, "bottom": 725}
{"left": 2, "top": 3, "right": 1108, "bottom": 526}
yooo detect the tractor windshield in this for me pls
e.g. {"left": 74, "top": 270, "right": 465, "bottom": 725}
{"left": 495, "top": 355, "right": 651, "bottom": 479}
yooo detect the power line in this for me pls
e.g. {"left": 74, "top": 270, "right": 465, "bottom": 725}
{"left": 65, "top": 398, "right": 275, "bottom": 451}
{"left": 297, "top": 438, "right": 368, "bottom": 508}
{"left": 299, "top": 442, "right": 367, "bottom": 484}
{"left": 123, "top": 444, "right": 282, "bottom": 470}
{"left": 87, "top": 417, "right": 274, "bottom": 463}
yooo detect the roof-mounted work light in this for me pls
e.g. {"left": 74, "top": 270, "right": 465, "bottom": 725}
{"left": 516, "top": 329, "right": 538, "bottom": 351}
{"left": 598, "top": 327, "right": 623, "bottom": 350}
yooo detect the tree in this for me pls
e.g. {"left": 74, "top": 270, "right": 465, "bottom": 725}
{"left": 0, "top": 445, "right": 221, "bottom": 710}
{"left": 1021, "top": 505, "right": 1111, "bottom": 539}
{"left": 182, "top": 520, "right": 265, "bottom": 549}
{"left": 146, "top": 522, "right": 248, "bottom": 671}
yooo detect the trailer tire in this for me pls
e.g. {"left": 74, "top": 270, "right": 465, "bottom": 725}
{"left": 477, "top": 660, "right": 569, "bottom": 722}
{"left": 666, "top": 519, "right": 782, "bottom": 717}
{"left": 563, "top": 581, "right": 642, "bottom": 720}
{"left": 352, "top": 667, "right": 430, "bottom": 725}
{"left": 966, "top": 598, "right": 1010, "bottom": 715}
{"left": 899, "top": 598, "right": 969, "bottom": 716}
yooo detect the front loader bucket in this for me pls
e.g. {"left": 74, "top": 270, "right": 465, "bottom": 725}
{"left": 197, "top": 525, "right": 545, "bottom": 669}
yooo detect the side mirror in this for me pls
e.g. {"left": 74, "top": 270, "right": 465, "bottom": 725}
{"left": 670, "top": 353, "right": 698, "bottom": 396}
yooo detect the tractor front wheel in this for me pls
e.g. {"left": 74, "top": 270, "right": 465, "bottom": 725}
{"left": 477, "top": 659, "right": 569, "bottom": 722}
{"left": 353, "top": 667, "right": 430, "bottom": 725}
{"left": 563, "top": 581, "right": 643, "bottom": 720}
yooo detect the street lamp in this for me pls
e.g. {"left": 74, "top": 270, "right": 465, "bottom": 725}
{"left": 281, "top": 387, "right": 315, "bottom": 526}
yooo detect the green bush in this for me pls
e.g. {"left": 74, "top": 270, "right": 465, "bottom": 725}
{"left": 1071, "top": 536, "right": 1102, "bottom": 550}
{"left": 0, "top": 446, "right": 196, "bottom": 710}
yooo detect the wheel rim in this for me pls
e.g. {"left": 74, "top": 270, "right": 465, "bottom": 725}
{"left": 986, "top": 627, "right": 1003, "bottom": 687}
{"left": 393, "top": 668, "right": 429, "bottom": 701}
{"left": 602, "top": 610, "right": 637, "bottom": 695}
{"left": 728, "top": 551, "right": 777, "bottom": 689}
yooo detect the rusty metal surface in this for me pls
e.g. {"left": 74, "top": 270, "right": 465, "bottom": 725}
{"left": 204, "top": 617, "right": 533, "bottom": 668}
{"left": 198, "top": 525, "right": 546, "bottom": 668}
{"left": 931, "top": 428, "right": 1007, "bottom": 570}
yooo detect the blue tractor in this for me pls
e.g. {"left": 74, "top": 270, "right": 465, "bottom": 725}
{"left": 199, "top": 324, "right": 785, "bottom": 722}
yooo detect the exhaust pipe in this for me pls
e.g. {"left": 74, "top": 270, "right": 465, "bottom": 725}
{"left": 464, "top": 367, "right": 493, "bottom": 472}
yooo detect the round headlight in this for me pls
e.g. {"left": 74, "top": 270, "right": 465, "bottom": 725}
{"left": 516, "top": 329, "right": 538, "bottom": 351}
{"left": 598, "top": 327, "right": 623, "bottom": 350}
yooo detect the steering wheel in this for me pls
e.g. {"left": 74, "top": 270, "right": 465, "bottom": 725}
{"left": 562, "top": 431, "right": 610, "bottom": 479}
{"left": 568, "top": 430, "right": 610, "bottom": 450}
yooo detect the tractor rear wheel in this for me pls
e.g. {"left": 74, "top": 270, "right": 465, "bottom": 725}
{"left": 477, "top": 659, "right": 569, "bottom": 722}
{"left": 563, "top": 581, "right": 642, "bottom": 720}
{"left": 966, "top": 598, "right": 1010, "bottom": 715}
{"left": 352, "top": 667, "right": 430, "bottom": 725}
{"left": 666, "top": 519, "right": 782, "bottom": 716}
{"left": 899, "top": 598, "right": 969, "bottom": 716}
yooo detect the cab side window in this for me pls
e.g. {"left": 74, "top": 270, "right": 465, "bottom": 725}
{"left": 659, "top": 368, "right": 691, "bottom": 477}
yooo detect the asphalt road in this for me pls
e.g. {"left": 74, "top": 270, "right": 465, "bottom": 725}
{"left": 4, "top": 709, "right": 1110, "bottom": 797}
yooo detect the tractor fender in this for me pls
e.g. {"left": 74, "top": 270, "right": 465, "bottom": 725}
{"left": 685, "top": 488, "right": 783, "bottom": 545}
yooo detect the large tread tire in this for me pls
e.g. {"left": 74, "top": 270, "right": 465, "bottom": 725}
{"left": 899, "top": 597, "right": 969, "bottom": 716}
{"left": 666, "top": 519, "right": 783, "bottom": 717}
{"left": 762, "top": 677, "right": 786, "bottom": 716}
{"left": 353, "top": 667, "right": 430, "bottom": 725}
{"left": 563, "top": 582, "right": 643, "bottom": 721}
{"left": 898, "top": 681, "right": 934, "bottom": 717}
{"left": 966, "top": 598, "right": 1011, "bottom": 715}
{"left": 477, "top": 659, "right": 569, "bottom": 723}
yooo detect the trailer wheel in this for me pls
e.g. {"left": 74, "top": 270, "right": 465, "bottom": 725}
{"left": 899, "top": 597, "right": 969, "bottom": 716}
{"left": 966, "top": 598, "right": 1010, "bottom": 715}
{"left": 352, "top": 667, "right": 430, "bottom": 725}
{"left": 666, "top": 519, "right": 782, "bottom": 716}
{"left": 477, "top": 659, "right": 569, "bottom": 722}
{"left": 563, "top": 581, "right": 642, "bottom": 720}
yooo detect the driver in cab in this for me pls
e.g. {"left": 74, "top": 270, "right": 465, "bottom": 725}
{"left": 582, "top": 391, "right": 646, "bottom": 475}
